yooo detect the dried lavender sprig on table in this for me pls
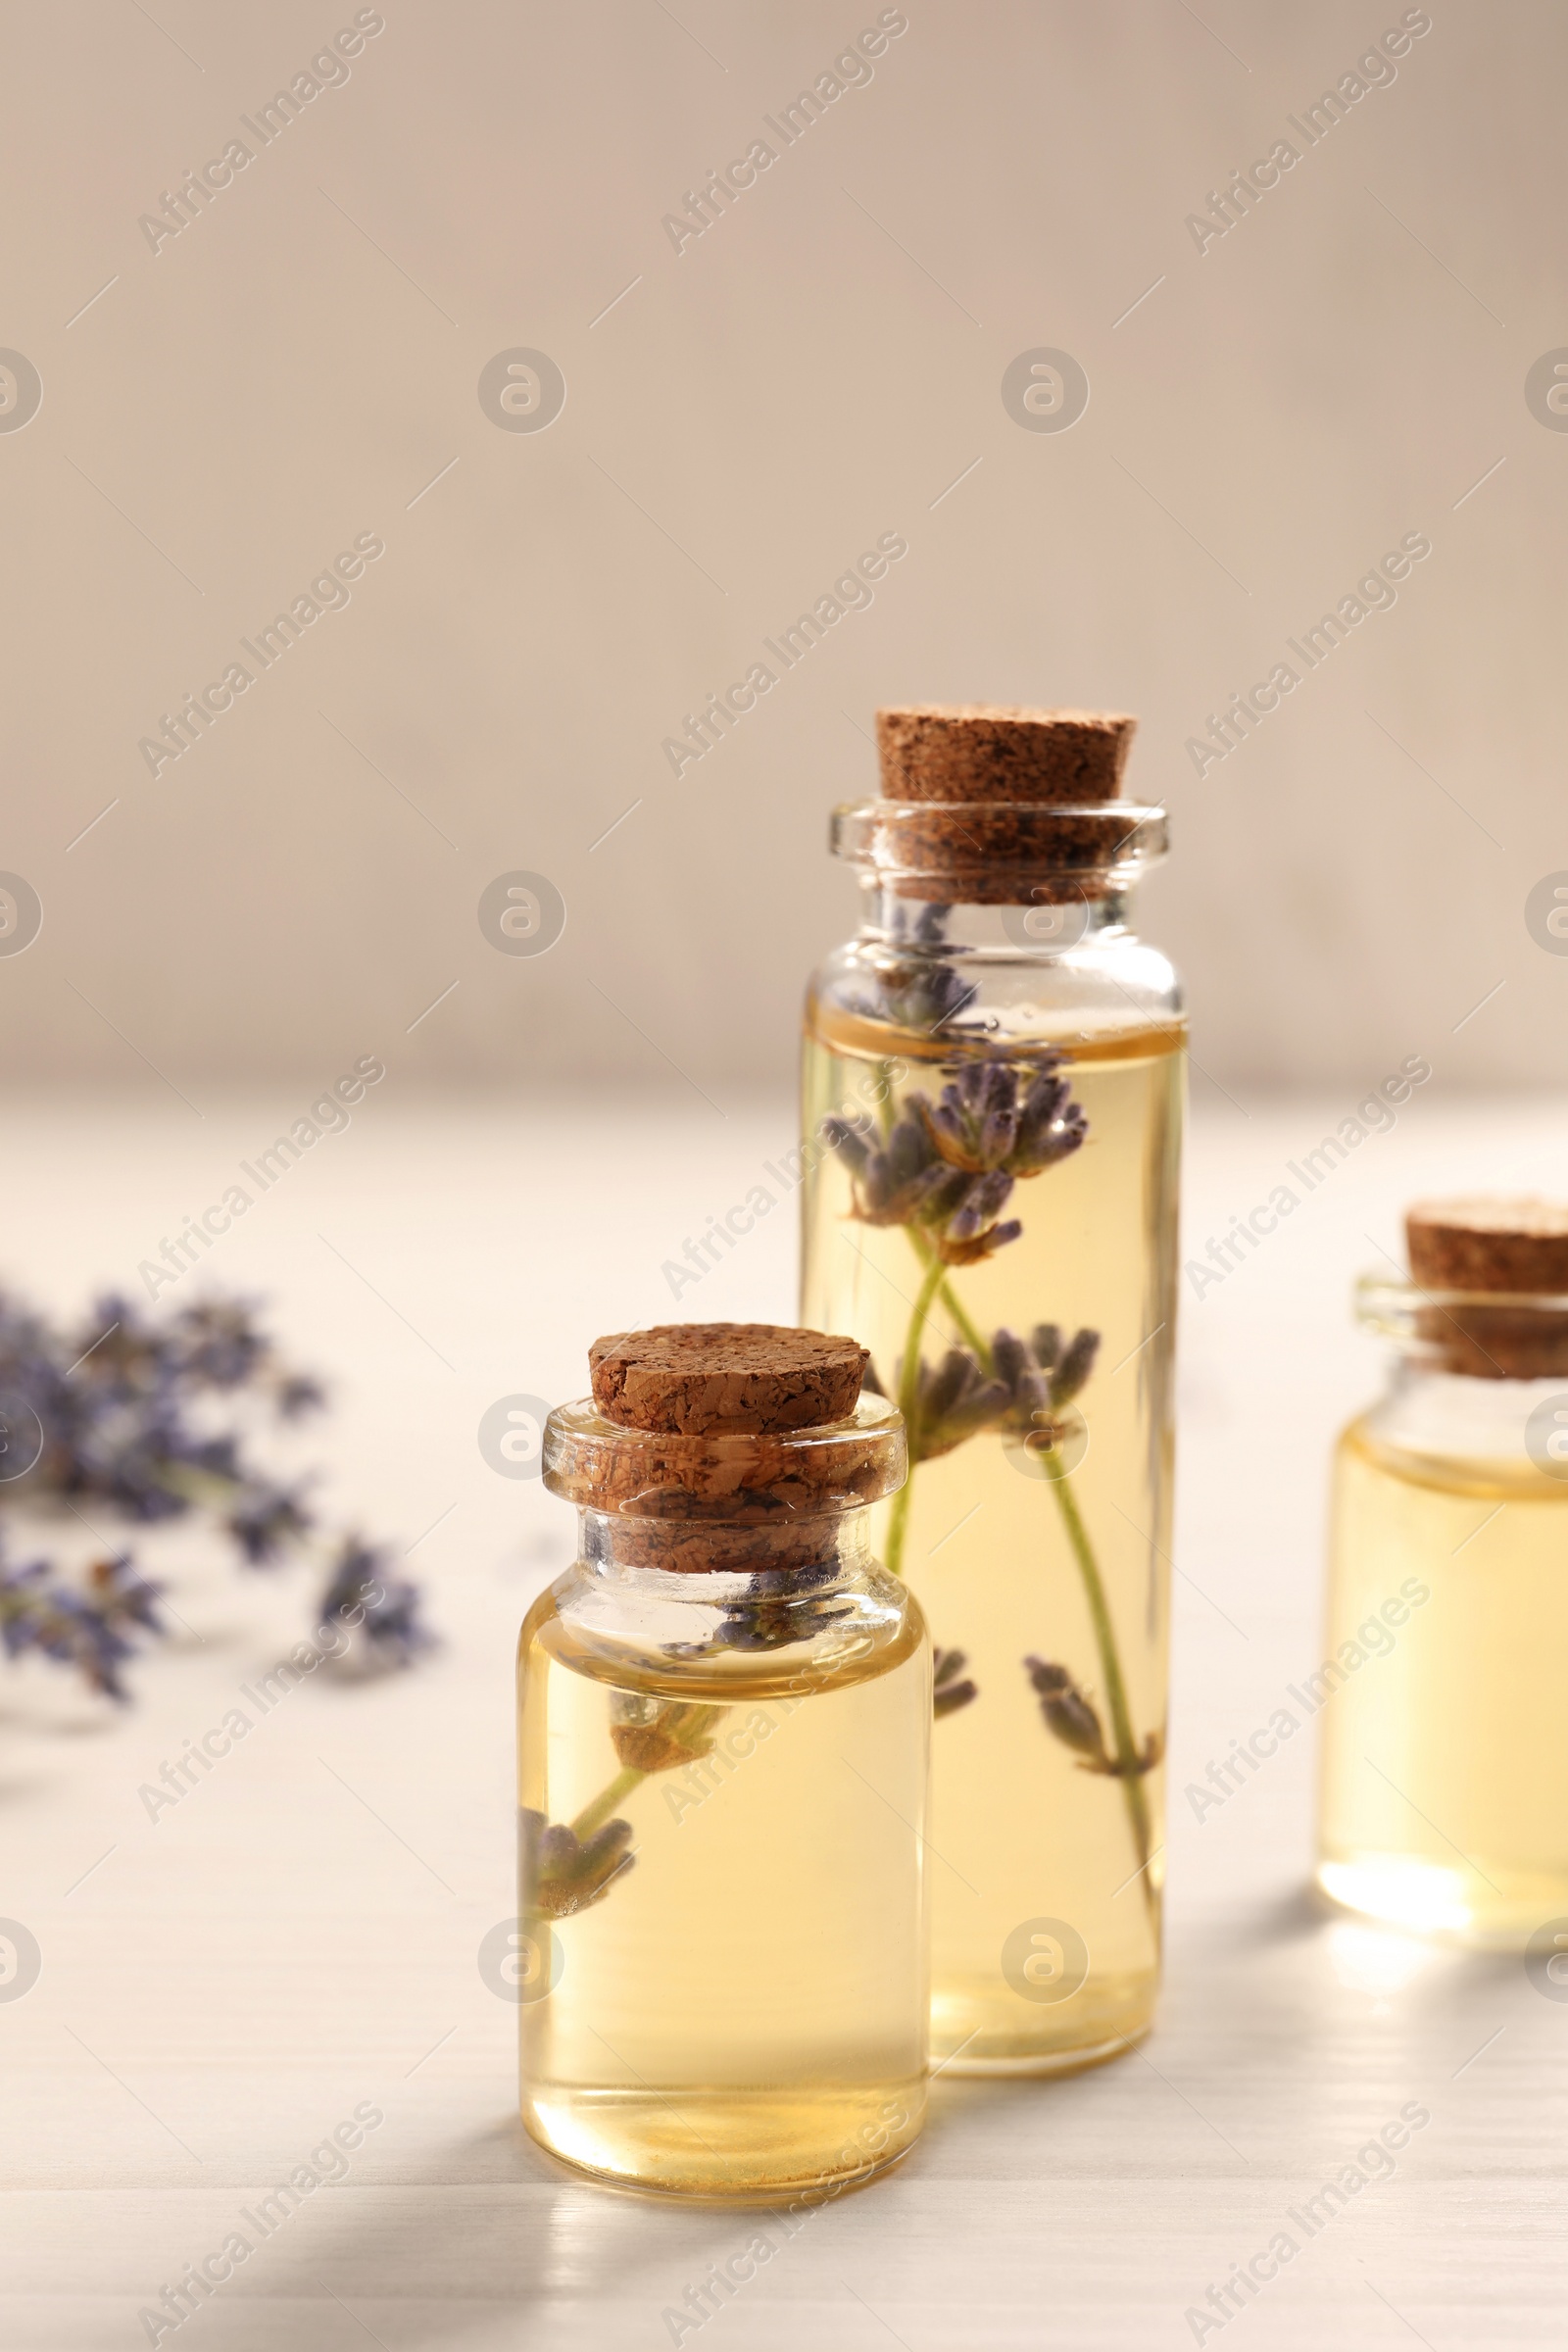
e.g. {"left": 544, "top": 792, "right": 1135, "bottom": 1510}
{"left": 0, "top": 1284, "right": 432, "bottom": 1697}
{"left": 319, "top": 1538, "right": 436, "bottom": 1673}
{"left": 0, "top": 1544, "right": 164, "bottom": 1702}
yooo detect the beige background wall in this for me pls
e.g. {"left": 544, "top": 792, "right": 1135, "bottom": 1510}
{"left": 1, "top": 0, "right": 1563, "bottom": 1105}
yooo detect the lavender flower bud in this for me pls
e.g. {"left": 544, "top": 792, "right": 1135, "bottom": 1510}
{"left": 1010, "top": 1060, "right": 1090, "bottom": 1175}
{"left": 820, "top": 1114, "right": 872, "bottom": 1172}
{"left": 887, "top": 1117, "right": 934, "bottom": 1187}
{"left": 948, "top": 1169, "right": 1014, "bottom": 1242}
{"left": 524, "top": 1812, "right": 636, "bottom": 1918}
{"left": 918, "top": 1167, "right": 977, "bottom": 1230}
{"left": 610, "top": 1696, "right": 718, "bottom": 1773}
{"left": 922, "top": 1349, "right": 974, "bottom": 1426}
{"left": 1052, "top": 1329, "right": 1101, "bottom": 1406}
{"left": 933, "top": 1645, "right": 979, "bottom": 1719}
{"left": 1024, "top": 1655, "right": 1110, "bottom": 1770}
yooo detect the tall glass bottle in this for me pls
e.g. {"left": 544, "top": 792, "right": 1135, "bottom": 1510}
{"left": 518, "top": 1324, "right": 929, "bottom": 2193}
{"left": 800, "top": 707, "right": 1183, "bottom": 2072}
{"left": 1318, "top": 1198, "right": 1568, "bottom": 1945}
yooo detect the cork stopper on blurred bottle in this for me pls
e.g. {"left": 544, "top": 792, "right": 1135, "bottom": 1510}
{"left": 1406, "top": 1197, "right": 1568, "bottom": 1378}
{"left": 863, "top": 704, "right": 1143, "bottom": 905}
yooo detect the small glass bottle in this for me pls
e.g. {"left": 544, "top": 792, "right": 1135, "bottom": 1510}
{"left": 800, "top": 706, "right": 1183, "bottom": 2072}
{"left": 1318, "top": 1197, "right": 1568, "bottom": 1944}
{"left": 517, "top": 1322, "right": 929, "bottom": 2195}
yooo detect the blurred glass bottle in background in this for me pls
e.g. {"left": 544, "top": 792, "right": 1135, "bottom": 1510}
{"left": 1319, "top": 1198, "right": 1568, "bottom": 1945}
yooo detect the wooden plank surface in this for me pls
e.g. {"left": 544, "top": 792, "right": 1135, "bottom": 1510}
{"left": 2, "top": 1089, "right": 1565, "bottom": 2349}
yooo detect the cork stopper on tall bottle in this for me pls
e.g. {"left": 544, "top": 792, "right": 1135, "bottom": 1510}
{"left": 875, "top": 705, "right": 1137, "bottom": 804}
{"left": 856, "top": 704, "right": 1148, "bottom": 905}
{"left": 1405, "top": 1197, "right": 1568, "bottom": 1378}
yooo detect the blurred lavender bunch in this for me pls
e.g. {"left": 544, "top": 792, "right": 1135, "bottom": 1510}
{"left": 318, "top": 1537, "right": 435, "bottom": 1675}
{"left": 0, "top": 1547, "right": 163, "bottom": 1702}
{"left": 0, "top": 1286, "right": 432, "bottom": 1698}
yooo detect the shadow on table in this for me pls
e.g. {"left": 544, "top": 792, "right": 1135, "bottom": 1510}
{"left": 270, "top": 1886, "right": 1545, "bottom": 2346}
{"left": 274, "top": 2106, "right": 908, "bottom": 2351}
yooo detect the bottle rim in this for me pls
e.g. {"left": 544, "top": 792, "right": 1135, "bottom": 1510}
{"left": 542, "top": 1388, "right": 907, "bottom": 1517}
{"left": 1357, "top": 1273, "right": 1568, "bottom": 1326}
{"left": 1355, "top": 1272, "right": 1568, "bottom": 1381}
{"left": 830, "top": 800, "right": 1167, "bottom": 896}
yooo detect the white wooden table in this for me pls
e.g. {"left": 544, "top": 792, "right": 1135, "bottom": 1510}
{"left": 3, "top": 1087, "right": 1565, "bottom": 2349}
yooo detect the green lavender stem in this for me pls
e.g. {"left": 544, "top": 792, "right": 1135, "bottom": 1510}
{"left": 570, "top": 1766, "right": 645, "bottom": 1840}
{"left": 911, "top": 1246, "right": 1158, "bottom": 1926}
{"left": 921, "top": 1248, "right": 991, "bottom": 1368}
{"left": 883, "top": 1253, "right": 946, "bottom": 1577}
{"left": 1036, "top": 1445, "right": 1158, "bottom": 1928}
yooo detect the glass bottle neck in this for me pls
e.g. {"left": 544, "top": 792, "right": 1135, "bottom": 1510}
{"left": 1370, "top": 1355, "right": 1565, "bottom": 1463}
{"left": 577, "top": 1502, "right": 875, "bottom": 1585}
{"left": 856, "top": 881, "right": 1138, "bottom": 955}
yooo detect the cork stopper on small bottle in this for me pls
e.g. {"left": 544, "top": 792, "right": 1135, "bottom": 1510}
{"left": 875, "top": 706, "right": 1137, "bottom": 805}
{"left": 546, "top": 1323, "right": 899, "bottom": 1574}
{"left": 589, "top": 1323, "right": 868, "bottom": 1435}
{"left": 1405, "top": 1197, "right": 1568, "bottom": 1378}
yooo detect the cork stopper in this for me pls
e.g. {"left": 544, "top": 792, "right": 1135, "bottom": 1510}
{"left": 590, "top": 1324, "right": 868, "bottom": 1436}
{"left": 1407, "top": 1199, "right": 1568, "bottom": 1293}
{"left": 1405, "top": 1198, "right": 1568, "bottom": 1378}
{"left": 852, "top": 705, "right": 1149, "bottom": 906}
{"left": 549, "top": 1326, "right": 901, "bottom": 1573}
{"left": 875, "top": 706, "right": 1137, "bottom": 805}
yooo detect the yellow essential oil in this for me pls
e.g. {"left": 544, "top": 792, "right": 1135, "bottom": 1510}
{"left": 804, "top": 1010, "right": 1181, "bottom": 2068}
{"left": 1318, "top": 1418, "right": 1568, "bottom": 1942}
{"left": 519, "top": 1360, "right": 929, "bottom": 2195}
{"left": 1317, "top": 1203, "right": 1568, "bottom": 1946}
{"left": 797, "top": 705, "right": 1183, "bottom": 2073}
